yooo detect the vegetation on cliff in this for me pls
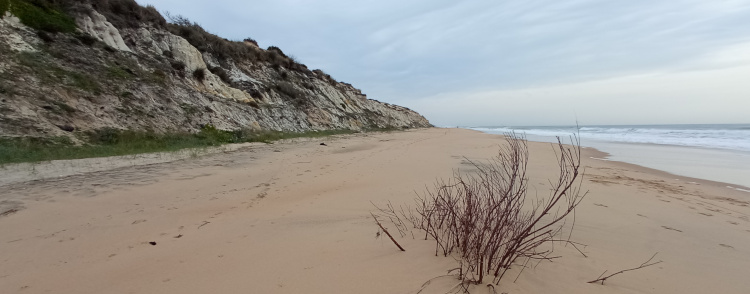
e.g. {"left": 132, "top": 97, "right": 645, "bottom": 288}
{"left": 0, "top": 126, "right": 406, "bottom": 165}
{"left": 0, "top": 0, "right": 430, "bottom": 164}
{"left": 1, "top": 0, "right": 76, "bottom": 33}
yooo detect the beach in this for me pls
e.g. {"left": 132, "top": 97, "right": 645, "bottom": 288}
{"left": 1, "top": 128, "right": 749, "bottom": 293}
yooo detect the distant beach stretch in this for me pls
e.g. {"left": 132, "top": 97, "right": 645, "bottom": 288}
{"left": 1, "top": 128, "right": 748, "bottom": 293}
{"left": 472, "top": 124, "right": 750, "bottom": 188}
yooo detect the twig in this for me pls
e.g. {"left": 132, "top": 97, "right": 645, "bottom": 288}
{"left": 587, "top": 253, "right": 663, "bottom": 285}
{"left": 371, "top": 213, "right": 405, "bottom": 251}
{"left": 415, "top": 275, "right": 457, "bottom": 294}
{"left": 486, "top": 284, "right": 498, "bottom": 294}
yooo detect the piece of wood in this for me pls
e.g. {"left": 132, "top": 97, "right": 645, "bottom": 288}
{"left": 371, "top": 213, "right": 405, "bottom": 251}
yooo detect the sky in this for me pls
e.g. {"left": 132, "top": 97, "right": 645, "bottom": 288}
{"left": 136, "top": 0, "right": 750, "bottom": 126}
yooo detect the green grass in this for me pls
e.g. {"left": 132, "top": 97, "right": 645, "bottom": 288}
{"left": 107, "top": 66, "right": 132, "bottom": 80}
{"left": 17, "top": 52, "right": 102, "bottom": 94}
{"left": 1, "top": 0, "right": 10, "bottom": 16}
{"left": 8, "top": 0, "right": 76, "bottom": 33}
{"left": 0, "top": 126, "right": 400, "bottom": 165}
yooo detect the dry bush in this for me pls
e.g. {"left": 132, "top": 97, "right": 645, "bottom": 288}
{"left": 192, "top": 68, "right": 205, "bottom": 82}
{"left": 378, "top": 132, "right": 587, "bottom": 287}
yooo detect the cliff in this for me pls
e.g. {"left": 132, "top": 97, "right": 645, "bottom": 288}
{"left": 0, "top": 0, "right": 431, "bottom": 139}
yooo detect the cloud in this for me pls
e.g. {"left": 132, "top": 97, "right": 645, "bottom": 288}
{"left": 406, "top": 55, "right": 750, "bottom": 126}
{"left": 137, "top": 0, "right": 750, "bottom": 125}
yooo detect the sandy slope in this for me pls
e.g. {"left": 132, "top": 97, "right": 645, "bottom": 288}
{"left": 1, "top": 128, "right": 748, "bottom": 293}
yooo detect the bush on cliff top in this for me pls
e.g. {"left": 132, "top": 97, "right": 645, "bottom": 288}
{"left": 5, "top": 0, "right": 76, "bottom": 33}
{"left": 5, "top": 0, "right": 330, "bottom": 82}
{"left": 1, "top": 0, "right": 10, "bottom": 15}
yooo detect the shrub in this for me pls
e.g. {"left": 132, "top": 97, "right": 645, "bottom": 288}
{"left": 151, "top": 69, "right": 166, "bottom": 84}
{"left": 88, "top": 127, "right": 122, "bottom": 144}
{"left": 36, "top": 31, "right": 54, "bottom": 43}
{"left": 91, "top": 0, "right": 166, "bottom": 29}
{"left": 274, "top": 81, "right": 303, "bottom": 99}
{"left": 267, "top": 46, "right": 288, "bottom": 58}
{"left": 75, "top": 33, "right": 98, "bottom": 46}
{"left": 107, "top": 66, "right": 131, "bottom": 79}
{"left": 247, "top": 88, "right": 262, "bottom": 99}
{"left": 196, "top": 124, "right": 234, "bottom": 144}
{"left": 1, "top": 0, "right": 9, "bottom": 15}
{"left": 393, "top": 133, "right": 586, "bottom": 286}
{"left": 56, "top": 69, "right": 100, "bottom": 93}
{"left": 208, "top": 66, "right": 230, "bottom": 84}
{"left": 243, "top": 38, "right": 258, "bottom": 46}
{"left": 165, "top": 14, "right": 264, "bottom": 63}
{"left": 8, "top": 0, "right": 76, "bottom": 33}
{"left": 192, "top": 68, "right": 205, "bottom": 82}
{"left": 170, "top": 60, "right": 185, "bottom": 71}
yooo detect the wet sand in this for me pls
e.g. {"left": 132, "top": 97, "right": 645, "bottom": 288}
{"left": 1, "top": 128, "right": 748, "bottom": 293}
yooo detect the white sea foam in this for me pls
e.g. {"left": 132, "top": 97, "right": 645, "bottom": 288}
{"left": 727, "top": 186, "right": 750, "bottom": 193}
{"left": 470, "top": 124, "right": 750, "bottom": 152}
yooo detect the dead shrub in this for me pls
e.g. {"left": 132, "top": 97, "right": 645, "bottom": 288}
{"left": 376, "top": 132, "right": 587, "bottom": 287}
{"left": 208, "top": 66, "right": 231, "bottom": 84}
{"left": 192, "top": 68, "right": 205, "bottom": 82}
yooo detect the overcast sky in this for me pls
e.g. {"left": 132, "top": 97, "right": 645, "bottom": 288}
{"left": 137, "top": 0, "right": 750, "bottom": 126}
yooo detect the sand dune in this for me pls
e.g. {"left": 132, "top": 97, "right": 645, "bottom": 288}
{"left": 1, "top": 128, "right": 748, "bottom": 293}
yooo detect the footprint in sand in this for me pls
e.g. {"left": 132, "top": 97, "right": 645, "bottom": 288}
{"left": 719, "top": 244, "right": 734, "bottom": 249}
{"left": 727, "top": 221, "right": 739, "bottom": 225}
{"left": 698, "top": 212, "right": 713, "bottom": 216}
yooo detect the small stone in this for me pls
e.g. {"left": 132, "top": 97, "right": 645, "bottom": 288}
{"left": 56, "top": 125, "right": 75, "bottom": 132}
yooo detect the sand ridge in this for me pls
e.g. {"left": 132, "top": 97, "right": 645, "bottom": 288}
{"left": 0, "top": 128, "right": 748, "bottom": 293}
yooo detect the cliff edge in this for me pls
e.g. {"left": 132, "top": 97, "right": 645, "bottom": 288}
{"left": 0, "top": 0, "right": 431, "bottom": 139}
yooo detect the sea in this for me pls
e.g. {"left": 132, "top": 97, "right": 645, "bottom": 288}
{"left": 469, "top": 124, "right": 750, "bottom": 190}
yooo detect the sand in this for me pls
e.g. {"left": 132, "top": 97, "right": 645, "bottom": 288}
{"left": 1, "top": 128, "right": 749, "bottom": 293}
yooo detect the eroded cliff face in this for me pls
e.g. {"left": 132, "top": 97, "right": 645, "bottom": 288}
{"left": 0, "top": 5, "right": 430, "bottom": 139}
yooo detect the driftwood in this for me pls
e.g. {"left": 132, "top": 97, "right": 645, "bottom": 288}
{"left": 371, "top": 212, "right": 405, "bottom": 251}
{"left": 588, "top": 253, "right": 663, "bottom": 285}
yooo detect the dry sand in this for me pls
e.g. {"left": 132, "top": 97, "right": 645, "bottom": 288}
{"left": 1, "top": 128, "right": 749, "bottom": 293}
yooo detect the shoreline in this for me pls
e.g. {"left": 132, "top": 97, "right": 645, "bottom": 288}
{"left": 1, "top": 128, "right": 748, "bottom": 293}
{"left": 577, "top": 144, "right": 750, "bottom": 192}
{"left": 485, "top": 130, "right": 750, "bottom": 189}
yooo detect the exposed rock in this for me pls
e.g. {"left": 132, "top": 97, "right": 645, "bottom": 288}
{"left": 167, "top": 34, "right": 205, "bottom": 72}
{"left": 0, "top": 14, "right": 37, "bottom": 52}
{"left": 0, "top": 3, "right": 431, "bottom": 139}
{"left": 75, "top": 10, "right": 132, "bottom": 52}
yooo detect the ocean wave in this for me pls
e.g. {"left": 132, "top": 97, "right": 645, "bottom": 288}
{"left": 470, "top": 124, "right": 750, "bottom": 152}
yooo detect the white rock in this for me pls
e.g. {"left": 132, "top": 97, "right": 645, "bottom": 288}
{"left": 167, "top": 34, "right": 206, "bottom": 72}
{"left": 76, "top": 10, "right": 132, "bottom": 52}
{"left": 0, "top": 12, "right": 36, "bottom": 52}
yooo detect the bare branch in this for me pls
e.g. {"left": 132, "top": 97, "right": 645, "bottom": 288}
{"left": 371, "top": 213, "right": 405, "bottom": 251}
{"left": 587, "top": 253, "right": 663, "bottom": 285}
